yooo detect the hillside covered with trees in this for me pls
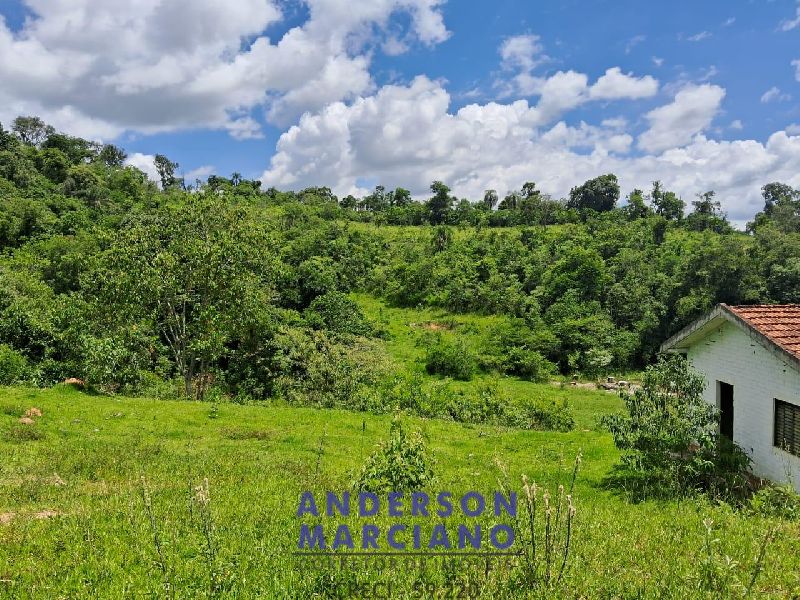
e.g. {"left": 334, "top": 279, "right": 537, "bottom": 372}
{"left": 1, "top": 116, "right": 799, "bottom": 402}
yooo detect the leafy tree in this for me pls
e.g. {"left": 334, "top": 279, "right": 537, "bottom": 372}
{"left": 12, "top": 116, "right": 55, "bottom": 147}
{"left": 97, "top": 144, "right": 127, "bottom": 168}
{"left": 567, "top": 174, "right": 620, "bottom": 213}
{"left": 603, "top": 355, "right": 750, "bottom": 498}
{"left": 650, "top": 181, "right": 684, "bottom": 221}
{"left": 390, "top": 187, "right": 412, "bottom": 207}
{"left": 686, "top": 191, "right": 731, "bottom": 233}
{"left": 483, "top": 189, "right": 498, "bottom": 210}
{"left": 426, "top": 181, "right": 453, "bottom": 224}
{"left": 624, "top": 188, "right": 650, "bottom": 220}
{"left": 84, "top": 194, "right": 275, "bottom": 398}
{"left": 154, "top": 154, "right": 180, "bottom": 189}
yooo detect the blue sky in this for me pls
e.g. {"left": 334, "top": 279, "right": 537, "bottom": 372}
{"left": 1, "top": 0, "right": 799, "bottom": 221}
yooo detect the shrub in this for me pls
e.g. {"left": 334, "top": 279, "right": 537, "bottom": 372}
{"left": 305, "top": 292, "right": 372, "bottom": 336}
{"left": 0, "top": 344, "right": 30, "bottom": 385}
{"left": 502, "top": 347, "right": 557, "bottom": 382}
{"left": 603, "top": 354, "right": 751, "bottom": 499}
{"left": 353, "top": 418, "right": 435, "bottom": 492}
{"left": 750, "top": 484, "right": 800, "bottom": 521}
{"left": 522, "top": 399, "right": 575, "bottom": 432}
{"left": 424, "top": 335, "right": 476, "bottom": 380}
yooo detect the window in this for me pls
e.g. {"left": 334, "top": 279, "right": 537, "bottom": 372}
{"left": 774, "top": 399, "right": 800, "bottom": 457}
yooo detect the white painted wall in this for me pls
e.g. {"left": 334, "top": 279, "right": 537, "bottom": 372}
{"left": 686, "top": 320, "right": 800, "bottom": 491}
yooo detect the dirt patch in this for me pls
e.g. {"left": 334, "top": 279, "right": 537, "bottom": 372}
{"left": 415, "top": 321, "right": 452, "bottom": 331}
{"left": 0, "top": 513, "right": 13, "bottom": 525}
{"left": 23, "top": 407, "right": 42, "bottom": 418}
{"left": 221, "top": 427, "right": 275, "bottom": 441}
{"left": 17, "top": 416, "right": 35, "bottom": 425}
{"left": 33, "top": 510, "right": 59, "bottom": 520}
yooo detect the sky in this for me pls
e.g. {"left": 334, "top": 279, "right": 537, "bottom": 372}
{"left": 1, "top": 0, "right": 799, "bottom": 223}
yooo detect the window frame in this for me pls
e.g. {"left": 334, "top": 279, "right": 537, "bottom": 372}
{"left": 774, "top": 398, "right": 800, "bottom": 458}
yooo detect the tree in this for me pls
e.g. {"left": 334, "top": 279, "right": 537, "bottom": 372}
{"left": 603, "top": 355, "right": 750, "bottom": 498}
{"left": 85, "top": 193, "right": 275, "bottom": 399}
{"left": 521, "top": 181, "right": 539, "bottom": 199}
{"left": 392, "top": 187, "right": 412, "bottom": 207}
{"left": 97, "top": 144, "right": 127, "bottom": 168}
{"left": 154, "top": 154, "right": 180, "bottom": 189}
{"left": 567, "top": 174, "right": 619, "bottom": 212}
{"left": 624, "top": 188, "right": 650, "bottom": 220}
{"left": 749, "top": 182, "right": 800, "bottom": 233}
{"left": 483, "top": 189, "right": 498, "bottom": 210}
{"left": 686, "top": 191, "right": 731, "bottom": 233}
{"left": 12, "top": 116, "right": 55, "bottom": 147}
{"left": 649, "top": 181, "right": 684, "bottom": 221}
{"left": 427, "top": 181, "right": 453, "bottom": 224}
{"left": 498, "top": 191, "right": 520, "bottom": 210}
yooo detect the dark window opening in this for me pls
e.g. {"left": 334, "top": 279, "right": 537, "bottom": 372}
{"left": 774, "top": 399, "right": 800, "bottom": 457}
{"left": 718, "top": 382, "right": 734, "bottom": 440}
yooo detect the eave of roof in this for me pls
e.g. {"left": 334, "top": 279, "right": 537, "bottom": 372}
{"left": 659, "top": 304, "right": 800, "bottom": 374}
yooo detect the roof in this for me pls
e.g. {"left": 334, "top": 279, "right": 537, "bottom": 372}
{"left": 660, "top": 304, "right": 800, "bottom": 371}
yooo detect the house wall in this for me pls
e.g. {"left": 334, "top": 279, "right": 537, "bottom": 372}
{"left": 686, "top": 320, "right": 800, "bottom": 491}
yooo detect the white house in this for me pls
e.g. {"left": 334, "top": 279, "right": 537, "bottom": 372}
{"left": 660, "top": 304, "right": 800, "bottom": 491}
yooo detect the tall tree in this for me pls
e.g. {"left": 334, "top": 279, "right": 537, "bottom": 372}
{"left": 567, "top": 174, "right": 620, "bottom": 212}
{"left": 154, "top": 154, "right": 180, "bottom": 189}
{"left": 650, "top": 180, "right": 684, "bottom": 221}
{"left": 483, "top": 189, "right": 498, "bottom": 210}
{"left": 12, "top": 116, "right": 55, "bottom": 147}
{"left": 85, "top": 194, "right": 275, "bottom": 399}
{"left": 427, "top": 181, "right": 453, "bottom": 224}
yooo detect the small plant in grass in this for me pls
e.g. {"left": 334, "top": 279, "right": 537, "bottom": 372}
{"left": 498, "top": 453, "right": 581, "bottom": 589}
{"left": 353, "top": 417, "right": 435, "bottom": 492}
{"left": 749, "top": 484, "right": 799, "bottom": 521}
{"left": 140, "top": 477, "right": 174, "bottom": 599}
{"left": 697, "top": 517, "right": 777, "bottom": 596}
{"left": 602, "top": 354, "right": 751, "bottom": 500}
{"left": 3, "top": 423, "right": 44, "bottom": 442}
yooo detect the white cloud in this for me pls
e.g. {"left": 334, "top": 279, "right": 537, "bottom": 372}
{"left": 761, "top": 86, "right": 791, "bottom": 103}
{"left": 625, "top": 34, "right": 645, "bottom": 54}
{"left": 185, "top": 165, "right": 215, "bottom": 181}
{"left": 589, "top": 67, "right": 658, "bottom": 100}
{"left": 638, "top": 84, "right": 725, "bottom": 153}
{"left": 652, "top": 57, "right": 664, "bottom": 67}
{"left": 722, "top": 17, "right": 736, "bottom": 27}
{"left": 261, "top": 77, "right": 800, "bottom": 223}
{"left": 780, "top": 4, "right": 800, "bottom": 31}
{"left": 793, "top": 59, "right": 800, "bottom": 81}
{"left": 125, "top": 152, "right": 160, "bottom": 183}
{"left": 499, "top": 34, "right": 546, "bottom": 73}
{"left": 0, "top": 0, "right": 450, "bottom": 140}
{"left": 686, "top": 31, "right": 712, "bottom": 42}
{"left": 730, "top": 119, "right": 743, "bottom": 130}
{"left": 787, "top": 123, "right": 800, "bottom": 136}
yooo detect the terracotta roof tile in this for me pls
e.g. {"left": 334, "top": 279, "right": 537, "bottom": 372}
{"left": 724, "top": 304, "right": 800, "bottom": 361}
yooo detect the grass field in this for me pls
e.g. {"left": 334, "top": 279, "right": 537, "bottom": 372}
{"left": 1, "top": 382, "right": 798, "bottom": 599}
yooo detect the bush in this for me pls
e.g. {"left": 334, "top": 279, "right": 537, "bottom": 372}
{"left": 750, "top": 484, "right": 800, "bottom": 521}
{"left": 305, "top": 292, "right": 372, "bottom": 336}
{"left": 424, "top": 335, "right": 476, "bottom": 380}
{"left": 353, "top": 418, "right": 435, "bottom": 492}
{"left": 603, "top": 355, "right": 751, "bottom": 499}
{"left": 502, "top": 347, "right": 557, "bottom": 382}
{"left": 0, "top": 344, "right": 30, "bottom": 385}
{"left": 522, "top": 399, "right": 575, "bottom": 432}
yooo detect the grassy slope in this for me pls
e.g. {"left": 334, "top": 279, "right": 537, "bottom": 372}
{"left": 1, "top": 386, "right": 798, "bottom": 598}
{"left": 0, "top": 298, "right": 797, "bottom": 598}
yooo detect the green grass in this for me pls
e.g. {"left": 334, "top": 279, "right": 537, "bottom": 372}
{"left": 1, "top": 385, "right": 798, "bottom": 598}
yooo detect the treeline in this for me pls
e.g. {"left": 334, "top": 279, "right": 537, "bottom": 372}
{"left": 0, "top": 116, "right": 799, "bottom": 402}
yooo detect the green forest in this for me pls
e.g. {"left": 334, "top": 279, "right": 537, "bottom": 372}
{"left": 1, "top": 115, "right": 799, "bottom": 405}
